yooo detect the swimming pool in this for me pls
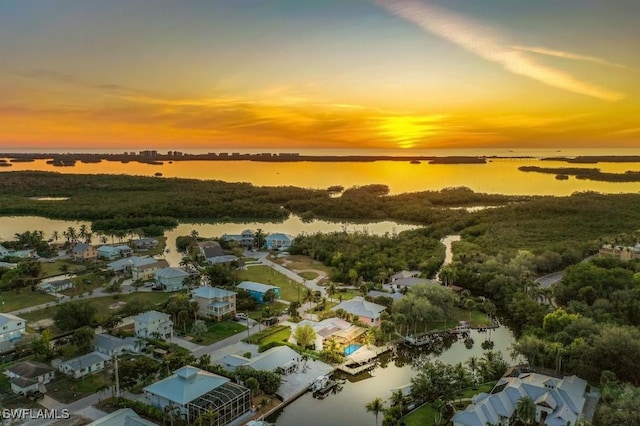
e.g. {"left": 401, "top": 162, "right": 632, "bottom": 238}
{"left": 344, "top": 343, "right": 362, "bottom": 356}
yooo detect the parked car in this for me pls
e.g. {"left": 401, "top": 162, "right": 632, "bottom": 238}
{"left": 234, "top": 313, "right": 249, "bottom": 321}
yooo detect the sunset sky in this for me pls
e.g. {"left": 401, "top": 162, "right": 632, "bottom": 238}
{"left": 1, "top": 0, "right": 639, "bottom": 151}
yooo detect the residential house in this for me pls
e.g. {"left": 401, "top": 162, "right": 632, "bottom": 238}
{"left": 155, "top": 267, "right": 190, "bottom": 291}
{"left": 134, "top": 310, "right": 174, "bottom": 340}
{"left": 264, "top": 233, "right": 293, "bottom": 250}
{"left": 222, "top": 346, "right": 300, "bottom": 375}
{"left": 206, "top": 254, "right": 239, "bottom": 266}
{"left": 5, "top": 360, "right": 56, "bottom": 395}
{"left": 390, "top": 270, "right": 420, "bottom": 282}
{"left": 0, "top": 244, "right": 10, "bottom": 258}
{"left": 290, "top": 317, "right": 366, "bottom": 351}
{"left": 197, "top": 241, "right": 224, "bottom": 259}
{"left": 58, "top": 351, "right": 110, "bottom": 379}
{"left": 222, "top": 229, "right": 255, "bottom": 249}
{"left": 94, "top": 334, "right": 142, "bottom": 357}
{"left": 367, "top": 290, "right": 404, "bottom": 303}
{"left": 389, "top": 277, "right": 438, "bottom": 291}
{"left": 236, "top": 281, "right": 281, "bottom": 303}
{"left": 331, "top": 296, "right": 386, "bottom": 327}
{"left": 599, "top": 243, "right": 640, "bottom": 261}
{"left": 107, "top": 255, "right": 157, "bottom": 274}
{"left": 72, "top": 243, "right": 97, "bottom": 261}
{"left": 37, "top": 278, "right": 74, "bottom": 294}
{"left": 87, "top": 408, "right": 158, "bottom": 426}
{"left": 132, "top": 259, "right": 169, "bottom": 281}
{"left": 452, "top": 371, "right": 599, "bottom": 426}
{"left": 144, "top": 365, "right": 251, "bottom": 425}
{"left": 131, "top": 238, "right": 159, "bottom": 251}
{"left": 191, "top": 286, "right": 237, "bottom": 321}
{"left": 97, "top": 245, "right": 133, "bottom": 260}
{"left": 0, "top": 313, "right": 26, "bottom": 344}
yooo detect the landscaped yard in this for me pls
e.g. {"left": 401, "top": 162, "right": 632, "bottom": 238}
{"left": 0, "top": 289, "right": 56, "bottom": 312}
{"left": 247, "top": 301, "right": 289, "bottom": 321}
{"left": 244, "top": 325, "right": 291, "bottom": 346}
{"left": 403, "top": 382, "right": 494, "bottom": 425}
{"left": 190, "top": 320, "right": 247, "bottom": 345}
{"left": 238, "top": 265, "right": 305, "bottom": 302}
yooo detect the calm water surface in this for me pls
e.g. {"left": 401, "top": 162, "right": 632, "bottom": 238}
{"left": 270, "top": 327, "right": 518, "bottom": 426}
{"left": 4, "top": 156, "right": 640, "bottom": 195}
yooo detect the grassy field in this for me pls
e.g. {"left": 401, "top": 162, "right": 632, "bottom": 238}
{"left": 1, "top": 289, "right": 56, "bottom": 312}
{"left": 61, "top": 272, "right": 108, "bottom": 297}
{"left": 247, "top": 301, "right": 288, "bottom": 321}
{"left": 244, "top": 325, "right": 291, "bottom": 345}
{"left": 238, "top": 265, "right": 305, "bottom": 302}
{"left": 271, "top": 255, "right": 333, "bottom": 274}
{"left": 20, "top": 292, "right": 175, "bottom": 324}
{"left": 190, "top": 320, "right": 247, "bottom": 345}
{"left": 404, "top": 382, "right": 494, "bottom": 425}
{"left": 298, "top": 271, "right": 319, "bottom": 280}
{"left": 333, "top": 288, "right": 359, "bottom": 302}
{"left": 39, "top": 259, "right": 76, "bottom": 278}
{"left": 48, "top": 370, "right": 113, "bottom": 403}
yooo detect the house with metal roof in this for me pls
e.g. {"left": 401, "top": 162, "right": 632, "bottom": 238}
{"left": 331, "top": 296, "right": 386, "bottom": 327}
{"left": 155, "top": 267, "right": 190, "bottom": 292}
{"left": 144, "top": 366, "right": 251, "bottom": 425}
{"left": 452, "top": 372, "right": 598, "bottom": 426}
{"left": 367, "top": 290, "right": 404, "bottom": 303}
{"left": 134, "top": 310, "right": 173, "bottom": 340}
{"left": 37, "top": 278, "right": 74, "bottom": 294}
{"left": 236, "top": 281, "right": 280, "bottom": 303}
{"left": 94, "top": 334, "right": 143, "bottom": 357}
{"left": 107, "top": 255, "right": 157, "bottom": 273}
{"left": 131, "top": 237, "right": 159, "bottom": 251}
{"left": 6, "top": 360, "right": 56, "bottom": 395}
{"left": 206, "top": 254, "right": 239, "bottom": 265}
{"left": 0, "top": 244, "right": 9, "bottom": 258}
{"left": 97, "top": 244, "right": 133, "bottom": 260}
{"left": 191, "top": 286, "right": 237, "bottom": 321}
{"left": 87, "top": 408, "right": 158, "bottom": 426}
{"left": 264, "top": 233, "right": 293, "bottom": 250}
{"left": 58, "top": 351, "right": 111, "bottom": 379}
{"left": 222, "top": 229, "right": 255, "bottom": 249}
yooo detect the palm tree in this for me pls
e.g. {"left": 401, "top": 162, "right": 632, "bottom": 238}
{"left": 466, "top": 356, "right": 479, "bottom": 383}
{"left": 515, "top": 396, "right": 536, "bottom": 425}
{"left": 432, "top": 398, "right": 445, "bottom": 425}
{"left": 389, "top": 389, "right": 406, "bottom": 413}
{"left": 327, "top": 283, "right": 337, "bottom": 302}
{"left": 51, "top": 231, "right": 60, "bottom": 243}
{"left": 365, "top": 397, "right": 385, "bottom": 426}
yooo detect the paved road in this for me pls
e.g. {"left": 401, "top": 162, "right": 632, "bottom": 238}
{"left": 535, "top": 271, "right": 564, "bottom": 288}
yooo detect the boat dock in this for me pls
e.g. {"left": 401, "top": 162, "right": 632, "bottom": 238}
{"left": 336, "top": 345, "right": 392, "bottom": 375}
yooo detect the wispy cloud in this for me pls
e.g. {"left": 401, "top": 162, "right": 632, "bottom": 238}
{"left": 511, "top": 46, "right": 635, "bottom": 71}
{"left": 376, "top": 0, "right": 624, "bottom": 101}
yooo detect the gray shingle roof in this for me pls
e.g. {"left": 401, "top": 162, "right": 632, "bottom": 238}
{"left": 60, "top": 352, "right": 110, "bottom": 371}
{"left": 331, "top": 296, "right": 386, "bottom": 319}
{"left": 7, "top": 360, "right": 55, "bottom": 378}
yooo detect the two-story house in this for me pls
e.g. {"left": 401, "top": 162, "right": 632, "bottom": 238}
{"left": 132, "top": 259, "right": 169, "bottom": 281}
{"left": 72, "top": 243, "right": 97, "bottom": 261}
{"left": 134, "top": 311, "right": 174, "bottom": 340}
{"left": 155, "top": 267, "right": 190, "bottom": 291}
{"left": 0, "top": 313, "right": 26, "bottom": 344}
{"left": 191, "top": 286, "right": 237, "bottom": 321}
{"left": 6, "top": 360, "right": 56, "bottom": 395}
{"left": 97, "top": 245, "right": 133, "bottom": 260}
{"left": 264, "top": 233, "right": 293, "bottom": 250}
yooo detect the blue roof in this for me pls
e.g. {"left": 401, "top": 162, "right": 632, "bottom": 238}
{"left": 265, "top": 233, "right": 290, "bottom": 241}
{"left": 192, "top": 286, "right": 236, "bottom": 299}
{"left": 144, "top": 366, "right": 229, "bottom": 405}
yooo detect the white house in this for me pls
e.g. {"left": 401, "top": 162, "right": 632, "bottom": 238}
{"left": 191, "top": 286, "right": 237, "bottom": 321}
{"left": 6, "top": 360, "right": 56, "bottom": 395}
{"left": 144, "top": 366, "right": 251, "bottom": 425}
{"left": 58, "top": 351, "right": 111, "bottom": 379}
{"left": 264, "top": 233, "right": 293, "bottom": 250}
{"left": 0, "top": 313, "right": 26, "bottom": 344}
{"left": 452, "top": 372, "right": 597, "bottom": 426}
{"left": 134, "top": 311, "right": 174, "bottom": 340}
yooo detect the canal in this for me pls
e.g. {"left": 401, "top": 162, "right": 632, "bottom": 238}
{"left": 268, "top": 327, "right": 518, "bottom": 426}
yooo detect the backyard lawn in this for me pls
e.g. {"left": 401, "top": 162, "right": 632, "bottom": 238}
{"left": 0, "top": 289, "right": 56, "bottom": 312}
{"left": 190, "top": 320, "right": 247, "bottom": 345}
{"left": 48, "top": 370, "right": 113, "bottom": 403}
{"left": 238, "top": 265, "right": 305, "bottom": 302}
{"left": 244, "top": 325, "right": 291, "bottom": 346}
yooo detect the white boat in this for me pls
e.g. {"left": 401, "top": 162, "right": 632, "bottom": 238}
{"left": 309, "top": 375, "right": 330, "bottom": 392}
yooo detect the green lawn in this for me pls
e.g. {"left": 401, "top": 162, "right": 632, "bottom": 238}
{"left": 298, "top": 271, "right": 319, "bottom": 280}
{"left": 48, "top": 371, "right": 113, "bottom": 403}
{"left": 244, "top": 325, "right": 291, "bottom": 345}
{"left": 404, "top": 382, "right": 494, "bottom": 426}
{"left": 39, "top": 259, "right": 76, "bottom": 278}
{"left": 190, "top": 320, "right": 247, "bottom": 345}
{"left": 247, "top": 301, "right": 288, "bottom": 320}
{"left": 271, "top": 255, "right": 333, "bottom": 275}
{"left": 0, "top": 289, "right": 56, "bottom": 312}
{"left": 61, "top": 272, "right": 108, "bottom": 297}
{"left": 333, "top": 289, "right": 359, "bottom": 302}
{"left": 238, "top": 265, "right": 305, "bottom": 302}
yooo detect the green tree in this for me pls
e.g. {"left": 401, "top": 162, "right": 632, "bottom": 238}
{"left": 72, "top": 326, "right": 95, "bottom": 354}
{"left": 246, "top": 377, "right": 260, "bottom": 396}
{"left": 191, "top": 320, "right": 207, "bottom": 338}
{"left": 294, "top": 324, "right": 317, "bottom": 349}
{"left": 54, "top": 301, "right": 97, "bottom": 331}
{"left": 515, "top": 396, "right": 536, "bottom": 426}
{"left": 365, "top": 397, "right": 385, "bottom": 426}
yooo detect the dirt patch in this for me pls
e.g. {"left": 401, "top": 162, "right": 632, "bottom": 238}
{"left": 31, "top": 318, "right": 54, "bottom": 329}
{"left": 248, "top": 395, "right": 282, "bottom": 422}
{"left": 108, "top": 301, "right": 127, "bottom": 310}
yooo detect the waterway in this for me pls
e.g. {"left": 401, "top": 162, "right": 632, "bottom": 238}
{"left": 5, "top": 155, "right": 640, "bottom": 196}
{"left": 269, "top": 327, "right": 519, "bottom": 426}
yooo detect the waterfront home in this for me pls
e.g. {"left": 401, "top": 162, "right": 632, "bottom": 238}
{"left": 331, "top": 297, "right": 386, "bottom": 327}
{"left": 236, "top": 281, "right": 281, "bottom": 303}
{"left": 72, "top": 243, "right": 97, "bottom": 261}
{"left": 291, "top": 317, "right": 366, "bottom": 351}
{"left": 191, "top": 286, "right": 237, "bottom": 321}
{"left": 131, "top": 238, "right": 159, "bottom": 251}
{"left": 37, "top": 278, "right": 74, "bottom": 294}
{"left": 132, "top": 258, "right": 169, "bottom": 281}
{"left": 144, "top": 365, "right": 251, "bottom": 425}
{"left": 94, "top": 334, "right": 142, "bottom": 357}
{"left": 222, "top": 229, "right": 255, "bottom": 249}
{"left": 97, "top": 244, "right": 133, "bottom": 260}
{"left": 0, "top": 313, "right": 26, "bottom": 344}
{"left": 86, "top": 408, "right": 158, "bottom": 426}
{"left": 134, "top": 310, "right": 173, "bottom": 340}
{"left": 206, "top": 254, "right": 239, "bottom": 265}
{"left": 0, "top": 244, "right": 9, "bottom": 258}
{"left": 452, "top": 371, "right": 598, "bottom": 426}
{"left": 107, "top": 255, "right": 157, "bottom": 274}
{"left": 231, "top": 346, "right": 299, "bottom": 375}
{"left": 58, "top": 351, "right": 110, "bottom": 379}
{"left": 6, "top": 360, "right": 55, "bottom": 395}
{"left": 155, "top": 267, "right": 190, "bottom": 291}
{"left": 197, "top": 240, "right": 224, "bottom": 259}
{"left": 599, "top": 243, "right": 640, "bottom": 261}
{"left": 264, "top": 233, "right": 293, "bottom": 250}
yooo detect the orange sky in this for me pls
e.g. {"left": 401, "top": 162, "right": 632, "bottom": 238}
{"left": 1, "top": 1, "right": 639, "bottom": 151}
